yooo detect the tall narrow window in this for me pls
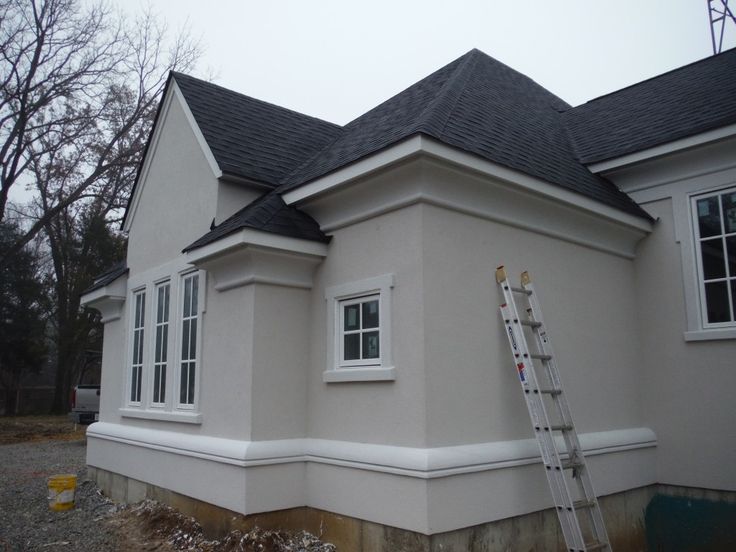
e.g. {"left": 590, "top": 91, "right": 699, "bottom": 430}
{"left": 152, "top": 282, "right": 170, "bottom": 405}
{"left": 693, "top": 187, "right": 736, "bottom": 326}
{"left": 130, "top": 290, "right": 146, "bottom": 403}
{"left": 179, "top": 273, "right": 199, "bottom": 406}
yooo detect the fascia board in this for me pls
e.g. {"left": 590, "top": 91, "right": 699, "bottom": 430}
{"left": 283, "top": 135, "right": 651, "bottom": 234}
{"left": 185, "top": 228, "right": 328, "bottom": 265}
{"left": 123, "top": 81, "right": 222, "bottom": 233}
{"left": 588, "top": 122, "right": 736, "bottom": 174}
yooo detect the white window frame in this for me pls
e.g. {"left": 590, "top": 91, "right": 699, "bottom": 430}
{"left": 339, "top": 293, "right": 382, "bottom": 367}
{"left": 690, "top": 186, "right": 736, "bottom": 330}
{"left": 150, "top": 280, "right": 171, "bottom": 407}
{"left": 176, "top": 270, "right": 203, "bottom": 410}
{"left": 324, "top": 274, "right": 395, "bottom": 383}
{"left": 128, "top": 288, "right": 147, "bottom": 406}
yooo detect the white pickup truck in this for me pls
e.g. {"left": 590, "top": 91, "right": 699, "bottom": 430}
{"left": 69, "top": 384, "right": 100, "bottom": 424}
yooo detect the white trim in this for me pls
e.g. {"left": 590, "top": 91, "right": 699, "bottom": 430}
{"left": 185, "top": 228, "right": 328, "bottom": 265}
{"left": 81, "top": 275, "right": 128, "bottom": 323}
{"left": 283, "top": 135, "right": 651, "bottom": 234}
{"left": 322, "top": 367, "right": 396, "bottom": 383}
{"left": 88, "top": 423, "right": 655, "bottom": 478}
{"left": 119, "top": 408, "right": 202, "bottom": 424}
{"left": 324, "top": 274, "right": 395, "bottom": 381}
{"left": 123, "top": 81, "right": 221, "bottom": 233}
{"left": 588, "top": 123, "right": 736, "bottom": 174}
{"left": 684, "top": 328, "right": 736, "bottom": 341}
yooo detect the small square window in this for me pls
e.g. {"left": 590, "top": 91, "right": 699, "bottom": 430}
{"left": 324, "top": 274, "right": 395, "bottom": 382}
{"left": 339, "top": 295, "right": 381, "bottom": 366}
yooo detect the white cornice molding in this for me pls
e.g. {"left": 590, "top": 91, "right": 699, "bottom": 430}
{"left": 80, "top": 276, "right": 128, "bottom": 323}
{"left": 282, "top": 135, "right": 651, "bottom": 234}
{"left": 123, "top": 81, "right": 222, "bottom": 233}
{"left": 186, "top": 229, "right": 327, "bottom": 292}
{"left": 185, "top": 228, "right": 328, "bottom": 266}
{"left": 587, "top": 123, "right": 736, "bottom": 174}
{"left": 88, "top": 423, "right": 656, "bottom": 479}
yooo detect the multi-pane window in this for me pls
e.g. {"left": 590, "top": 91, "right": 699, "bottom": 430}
{"left": 130, "top": 290, "right": 146, "bottom": 403}
{"left": 692, "top": 187, "right": 736, "bottom": 326}
{"left": 339, "top": 294, "right": 380, "bottom": 366}
{"left": 152, "top": 283, "right": 170, "bottom": 405}
{"left": 179, "top": 273, "right": 199, "bottom": 406}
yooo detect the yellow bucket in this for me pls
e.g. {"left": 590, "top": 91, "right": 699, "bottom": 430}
{"left": 48, "top": 474, "right": 77, "bottom": 511}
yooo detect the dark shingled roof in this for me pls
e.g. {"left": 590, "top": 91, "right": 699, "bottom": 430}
{"left": 564, "top": 48, "right": 736, "bottom": 164}
{"left": 183, "top": 192, "right": 329, "bottom": 252}
{"left": 173, "top": 72, "right": 341, "bottom": 186}
{"left": 81, "top": 261, "right": 128, "bottom": 296}
{"left": 279, "top": 49, "right": 647, "bottom": 219}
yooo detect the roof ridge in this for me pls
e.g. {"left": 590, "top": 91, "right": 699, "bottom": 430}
{"left": 417, "top": 49, "right": 481, "bottom": 136}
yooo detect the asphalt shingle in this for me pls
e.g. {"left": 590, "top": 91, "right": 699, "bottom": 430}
{"left": 563, "top": 48, "right": 736, "bottom": 164}
{"left": 183, "top": 192, "right": 329, "bottom": 252}
{"left": 173, "top": 73, "right": 342, "bottom": 186}
{"left": 81, "top": 262, "right": 128, "bottom": 296}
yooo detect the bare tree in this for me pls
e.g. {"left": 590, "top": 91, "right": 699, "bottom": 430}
{"left": 0, "top": 0, "right": 200, "bottom": 267}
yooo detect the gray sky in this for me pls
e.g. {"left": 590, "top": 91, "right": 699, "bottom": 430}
{"left": 8, "top": 0, "right": 735, "bottom": 204}
{"left": 119, "top": 0, "right": 732, "bottom": 125}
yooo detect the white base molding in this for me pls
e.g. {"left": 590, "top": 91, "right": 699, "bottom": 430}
{"left": 87, "top": 423, "right": 657, "bottom": 534}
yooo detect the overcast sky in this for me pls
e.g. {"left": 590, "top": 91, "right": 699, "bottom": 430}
{"left": 116, "top": 0, "right": 733, "bottom": 125}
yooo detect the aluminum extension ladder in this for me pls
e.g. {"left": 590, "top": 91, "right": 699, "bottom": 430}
{"left": 496, "top": 266, "right": 611, "bottom": 552}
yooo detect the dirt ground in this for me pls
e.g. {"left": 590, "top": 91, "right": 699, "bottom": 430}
{"left": 0, "top": 416, "right": 335, "bottom": 552}
{"left": 0, "top": 414, "right": 86, "bottom": 445}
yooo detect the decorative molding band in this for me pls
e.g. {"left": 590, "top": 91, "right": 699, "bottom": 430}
{"left": 88, "top": 423, "right": 656, "bottom": 479}
{"left": 214, "top": 274, "right": 314, "bottom": 292}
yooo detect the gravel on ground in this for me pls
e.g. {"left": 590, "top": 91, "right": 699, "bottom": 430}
{"left": 0, "top": 427, "right": 336, "bottom": 552}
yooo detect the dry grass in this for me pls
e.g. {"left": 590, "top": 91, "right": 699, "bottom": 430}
{"left": 0, "top": 415, "right": 86, "bottom": 445}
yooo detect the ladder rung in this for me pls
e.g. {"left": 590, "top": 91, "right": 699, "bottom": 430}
{"left": 584, "top": 541, "right": 608, "bottom": 551}
{"left": 538, "top": 388, "right": 562, "bottom": 395}
{"left": 509, "top": 286, "right": 532, "bottom": 295}
{"left": 520, "top": 320, "right": 542, "bottom": 328}
{"left": 530, "top": 353, "right": 552, "bottom": 361}
{"left": 547, "top": 424, "right": 573, "bottom": 432}
{"left": 560, "top": 458, "right": 583, "bottom": 470}
{"left": 573, "top": 498, "right": 596, "bottom": 509}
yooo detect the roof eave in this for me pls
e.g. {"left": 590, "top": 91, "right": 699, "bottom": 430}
{"left": 282, "top": 134, "right": 653, "bottom": 232}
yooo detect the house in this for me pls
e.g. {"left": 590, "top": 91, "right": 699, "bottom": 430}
{"left": 81, "top": 48, "right": 736, "bottom": 550}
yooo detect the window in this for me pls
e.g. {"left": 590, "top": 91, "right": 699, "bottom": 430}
{"left": 692, "top": 187, "right": 736, "bottom": 327}
{"left": 152, "top": 282, "right": 170, "bottom": 406}
{"left": 130, "top": 290, "right": 146, "bottom": 404}
{"left": 340, "top": 295, "right": 381, "bottom": 366}
{"left": 324, "top": 274, "right": 395, "bottom": 382}
{"left": 179, "top": 273, "right": 199, "bottom": 406}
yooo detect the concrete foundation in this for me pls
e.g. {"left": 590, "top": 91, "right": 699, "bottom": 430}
{"left": 90, "top": 466, "right": 715, "bottom": 550}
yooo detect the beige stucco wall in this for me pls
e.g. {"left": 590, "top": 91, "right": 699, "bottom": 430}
{"left": 126, "top": 92, "right": 219, "bottom": 274}
{"left": 635, "top": 196, "right": 736, "bottom": 491}
{"left": 307, "top": 204, "right": 427, "bottom": 447}
{"left": 420, "top": 204, "right": 644, "bottom": 447}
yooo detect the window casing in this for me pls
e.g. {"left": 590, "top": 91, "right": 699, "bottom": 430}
{"left": 691, "top": 186, "right": 736, "bottom": 328}
{"left": 324, "top": 274, "right": 395, "bottom": 382}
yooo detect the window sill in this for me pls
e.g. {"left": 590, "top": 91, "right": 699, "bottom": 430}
{"left": 684, "top": 328, "right": 736, "bottom": 342}
{"left": 119, "top": 407, "right": 203, "bottom": 424}
{"left": 323, "top": 366, "right": 396, "bottom": 383}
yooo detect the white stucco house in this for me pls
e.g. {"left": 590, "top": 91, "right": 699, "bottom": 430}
{"left": 81, "top": 48, "right": 736, "bottom": 550}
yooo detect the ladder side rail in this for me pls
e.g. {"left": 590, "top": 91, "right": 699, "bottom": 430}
{"left": 499, "top": 301, "right": 583, "bottom": 550}
{"left": 522, "top": 279, "right": 611, "bottom": 550}
{"left": 498, "top": 285, "right": 587, "bottom": 550}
